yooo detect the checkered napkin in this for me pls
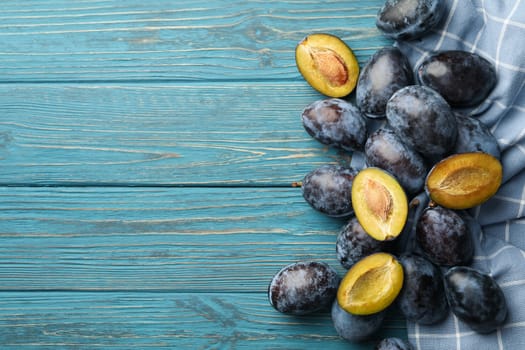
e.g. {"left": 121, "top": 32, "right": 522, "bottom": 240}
{"left": 392, "top": 1, "right": 525, "bottom": 349}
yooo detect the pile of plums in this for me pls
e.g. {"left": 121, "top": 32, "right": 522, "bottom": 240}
{"left": 267, "top": 0, "right": 508, "bottom": 348}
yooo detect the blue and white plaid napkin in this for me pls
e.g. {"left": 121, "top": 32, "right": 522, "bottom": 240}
{"left": 394, "top": 1, "right": 525, "bottom": 349}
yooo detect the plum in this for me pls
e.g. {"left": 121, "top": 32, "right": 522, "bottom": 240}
{"left": 302, "top": 98, "right": 367, "bottom": 151}
{"left": 301, "top": 165, "right": 358, "bottom": 217}
{"left": 425, "top": 152, "right": 503, "bottom": 210}
{"left": 356, "top": 47, "right": 413, "bottom": 118}
{"left": 386, "top": 85, "right": 457, "bottom": 159}
{"left": 331, "top": 300, "right": 385, "bottom": 342}
{"left": 351, "top": 167, "right": 408, "bottom": 242}
{"left": 453, "top": 113, "right": 500, "bottom": 159}
{"left": 376, "top": 0, "right": 446, "bottom": 40}
{"left": 397, "top": 254, "right": 449, "bottom": 324}
{"left": 375, "top": 337, "right": 414, "bottom": 350}
{"left": 417, "top": 50, "right": 497, "bottom": 107}
{"left": 295, "top": 33, "right": 360, "bottom": 97}
{"left": 365, "top": 128, "right": 428, "bottom": 195}
{"left": 416, "top": 206, "right": 474, "bottom": 266}
{"left": 268, "top": 261, "right": 340, "bottom": 315}
{"left": 337, "top": 252, "right": 404, "bottom": 315}
{"left": 444, "top": 266, "right": 507, "bottom": 333}
{"left": 336, "top": 216, "right": 386, "bottom": 269}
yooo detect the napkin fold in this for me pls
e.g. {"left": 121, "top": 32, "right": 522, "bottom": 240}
{"left": 392, "top": 1, "right": 525, "bottom": 349}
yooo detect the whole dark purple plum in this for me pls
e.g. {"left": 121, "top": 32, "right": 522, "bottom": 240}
{"left": 336, "top": 216, "right": 386, "bottom": 269}
{"left": 444, "top": 266, "right": 507, "bottom": 333}
{"left": 268, "top": 261, "right": 340, "bottom": 315}
{"left": 416, "top": 206, "right": 474, "bottom": 266}
{"left": 301, "top": 165, "right": 357, "bottom": 217}
{"left": 453, "top": 113, "right": 500, "bottom": 159}
{"left": 301, "top": 98, "right": 367, "bottom": 151}
{"left": 331, "top": 300, "right": 385, "bottom": 342}
{"left": 376, "top": 0, "right": 446, "bottom": 40}
{"left": 375, "top": 337, "right": 414, "bottom": 350}
{"left": 417, "top": 51, "right": 497, "bottom": 107}
{"left": 365, "top": 128, "right": 427, "bottom": 194}
{"left": 356, "top": 47, "right": 414, "bottom": 118}
{"left": 397, "top": 254, "right": 449, "bottom": 324}
{"left": 386, "top": 85, "right": 457, "bottom": 159}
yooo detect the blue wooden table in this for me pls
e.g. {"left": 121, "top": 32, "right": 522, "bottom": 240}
{"left": 0, "top": 1, "right": 408, "bottom": 348}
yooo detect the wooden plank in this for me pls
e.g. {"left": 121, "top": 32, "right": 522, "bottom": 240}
{"left": 0, "top": 186, "right": 356, "bottom": 291}
{"left": 0, "top": 186, "right": 410, "bottom": 347}
{"left": 0, "top": 83, "right": 354, "bottom": 186}
{"left": 0, "top": 2, "right": 409, "bottom": 349}
{"left": 0, "top": 291, "right": 408, "bottom": 349}
{"left": 0, "top": 0, "right": 391, "bottom": 83}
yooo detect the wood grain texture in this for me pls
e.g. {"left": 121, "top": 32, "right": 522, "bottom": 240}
{"left": 0, "top": 292, "right": 406, "bottom": 349}
{"left": 0, "top": 0, "right": 409, "bottom": 348}
{"left": 0, "top": 186, "right": 348, "bottom": 291}
{"left": 0, "top": 186, "right": 409, "bottom": 347}
{"left": 0, "top": 0, "right": 391, "bottom": 83}
{"left": 0, "top": 83, "right": 353, "bottom": 186}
